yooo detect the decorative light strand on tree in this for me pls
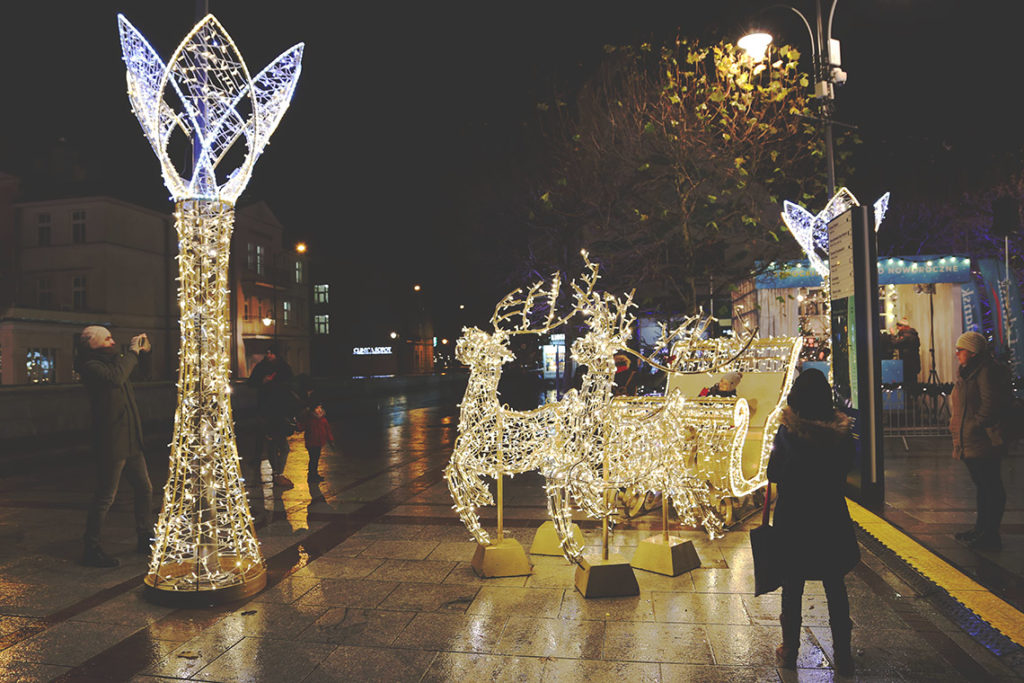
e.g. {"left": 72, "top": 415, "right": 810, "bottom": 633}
{"left": 118, "top": 14, "right": 302, "bottom": 598}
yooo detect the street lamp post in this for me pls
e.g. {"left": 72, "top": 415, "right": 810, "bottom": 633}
{"left": 739, "top": 0, "right": 847, "bottom": 197}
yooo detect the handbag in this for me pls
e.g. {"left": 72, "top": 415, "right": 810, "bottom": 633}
{"left": 750, "top": 482, "right": 783, "bottom": 596}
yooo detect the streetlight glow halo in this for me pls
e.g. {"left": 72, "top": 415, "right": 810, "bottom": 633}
{"left": 738, "top": 31, "right": 773, "bottom": 62}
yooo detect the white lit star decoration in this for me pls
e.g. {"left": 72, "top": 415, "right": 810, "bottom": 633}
{"left": 119, "top": 14, "right": 303, "bottom": 600}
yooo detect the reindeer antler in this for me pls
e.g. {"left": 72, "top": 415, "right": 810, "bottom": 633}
{"left": 491, "top": 250, "right": 601, "bottom": 336}
{"left": 618, "top": 313, "right": 759, "bottom": 375}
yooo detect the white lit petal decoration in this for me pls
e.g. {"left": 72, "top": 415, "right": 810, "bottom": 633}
{"left": 118, "top": 14, "right": 303, "bottom": 203}
{"left": 781, "top": 187, "right": 891, "bottom": 278}
{"left": 873, "top": 192, "right": 891, "bottom": 232}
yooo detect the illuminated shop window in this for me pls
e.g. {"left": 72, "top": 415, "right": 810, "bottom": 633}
{"left": 26, "top": 348, "right": 56, "bottom": 384}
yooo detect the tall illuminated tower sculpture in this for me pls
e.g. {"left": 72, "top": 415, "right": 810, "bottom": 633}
{"left": 118, "top": 14, "right": 303, "bottom": 603}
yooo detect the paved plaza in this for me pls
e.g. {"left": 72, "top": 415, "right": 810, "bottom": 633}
{"left": 1, "top": 388, "right": 1023, "bottom": 681}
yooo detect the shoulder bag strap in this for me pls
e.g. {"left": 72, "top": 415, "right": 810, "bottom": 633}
{"left": 762, "top": 482, "right": 773, "bottom": 526}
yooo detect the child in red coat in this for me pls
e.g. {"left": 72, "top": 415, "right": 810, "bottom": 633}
{"left": 299, "top": 402, "right": 334, "bottom": 482}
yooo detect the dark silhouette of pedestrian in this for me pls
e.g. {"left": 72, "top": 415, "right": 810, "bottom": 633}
{"left": 248, "top": 346, "right": 296, "bottom": 489}
{"left": 77, "top": 325, "right": 154, "bottom": 568}
{"left": 767, "top": 368, "right": 860, "bottom": 675}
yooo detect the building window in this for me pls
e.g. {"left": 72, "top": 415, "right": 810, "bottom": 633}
{"left": 247, "top": 242, "right": 255, "bottom": 270}
{"left": 72, "top": 210, "right": 87, "bottom": 243}
{"left": 255, "top": 244, "right": 265, "bottom": 276}
{"left": 72, "top": 276, "right": 87, "bottom": 310}
{"left": 283, "top": 300, "right": 292, "bottom": 326}
{"left": 294, "top": 260, "right": 304, "bottom": 285}
{"left": 314, "top": 314, "right": 330, "bottom": 335}
{"left": 26, "top": 348, "right": 57, "bottom": 384}
{"left": 37, "top": 213, "right": 51, "bottom": 246}
{"left": 314, "top": 284, "right": 329, "bottom": 304}
{"left": 243, "top": 298, "right": 250, "bottom": 321}
{"left": 37, "top": 278, "right": 52, "bottom": 307}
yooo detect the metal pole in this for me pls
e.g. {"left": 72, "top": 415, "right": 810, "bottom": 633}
{"left": 815, "top": 0, "right": 837, "bottom": 198}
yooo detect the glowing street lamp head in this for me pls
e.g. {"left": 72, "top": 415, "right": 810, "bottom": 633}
{"left": 118, "top": 14, "right": 303, "bottom": 203}
{"left": 738, "top": 32, "right": 773, "bottom": 62}
{"left": 295, "top": 242, "right": 307, "bottom": 253}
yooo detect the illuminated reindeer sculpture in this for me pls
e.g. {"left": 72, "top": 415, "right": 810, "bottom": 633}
{"left": 443, "top": 260, "right": 600, "bottom": 575}
{"left": 542, "top": 285, "right": 748, "bottom": 586}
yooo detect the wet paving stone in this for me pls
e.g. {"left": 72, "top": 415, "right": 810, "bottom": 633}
{"left": 1, "top": 391, "right": 1021, "bottom": 681}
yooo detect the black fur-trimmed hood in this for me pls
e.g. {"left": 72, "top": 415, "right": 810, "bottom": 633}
{"left": 779, "top": 405, "right": 853, "bottom": 445}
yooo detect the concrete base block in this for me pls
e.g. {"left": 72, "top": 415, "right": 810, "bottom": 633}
{"left": 574, "top": 553, "right": 640, "bottom": 598}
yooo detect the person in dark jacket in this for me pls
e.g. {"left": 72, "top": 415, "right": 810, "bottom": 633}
{"left": 767, "top": 368, "right": 859, "bottom": 675}
{"left": 949, "top": 331, "right": 1008, "bottom": 551}
{"left": 248, "top": 346, "right": 296, "bottom": 489}
{"left": 78, "top": 325, "right": 154, "bottom": 568}
{"left": 892, "top": 317, "right": 921, "bottom": 392}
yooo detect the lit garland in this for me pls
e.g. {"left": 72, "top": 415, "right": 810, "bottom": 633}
{"left": 118, "top": 14, "right": 303, "bottom": 595}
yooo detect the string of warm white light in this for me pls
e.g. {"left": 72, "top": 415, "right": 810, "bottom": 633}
{"left": 119, "top": 14, "right": 303, "bottom": 595}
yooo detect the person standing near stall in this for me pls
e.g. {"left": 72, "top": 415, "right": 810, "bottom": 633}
{"left": 892, "top": 317, "right": 921, "bottom": 392}
{"left": 950, "top": 331, "right": 1009, "bottom": 551}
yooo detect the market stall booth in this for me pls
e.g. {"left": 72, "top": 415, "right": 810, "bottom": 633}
{"left": 738, "top": 255, "right": 974, "bottom": 386}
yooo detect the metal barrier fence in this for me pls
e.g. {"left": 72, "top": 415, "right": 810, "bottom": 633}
{"left": 881, "top": 384, "right": 952, "bottom": 438}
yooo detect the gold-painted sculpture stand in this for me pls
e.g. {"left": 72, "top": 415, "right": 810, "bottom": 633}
{"left": 530, "top": 520, "right": 584, "bottom": 556}
{"left": 631, "top": 535, "right": 700, "bottom": 576}
{"left": 470, "top": 474, "right": 532, "bottom": 578}
{"left": 471, "top": 538, "right": 533, "bottom": 577}
{"left": 630, "top": 495, "right": 701, "bottom": 576}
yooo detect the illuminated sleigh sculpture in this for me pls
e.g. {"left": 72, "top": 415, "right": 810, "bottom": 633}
{"left": 443, "top": 261, "right": 601, "bottom": 576}
{"left": 663, "top": 334, "right": 802, "bottom": 525}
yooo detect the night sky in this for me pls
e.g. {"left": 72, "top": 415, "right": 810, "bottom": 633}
{"left": 3, "top": 1, "right": 1024, "bottom": 336}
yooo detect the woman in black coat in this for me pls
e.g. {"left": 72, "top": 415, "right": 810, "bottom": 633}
{"left": 766, "top": 368, "right": 860, "bottom": 675}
